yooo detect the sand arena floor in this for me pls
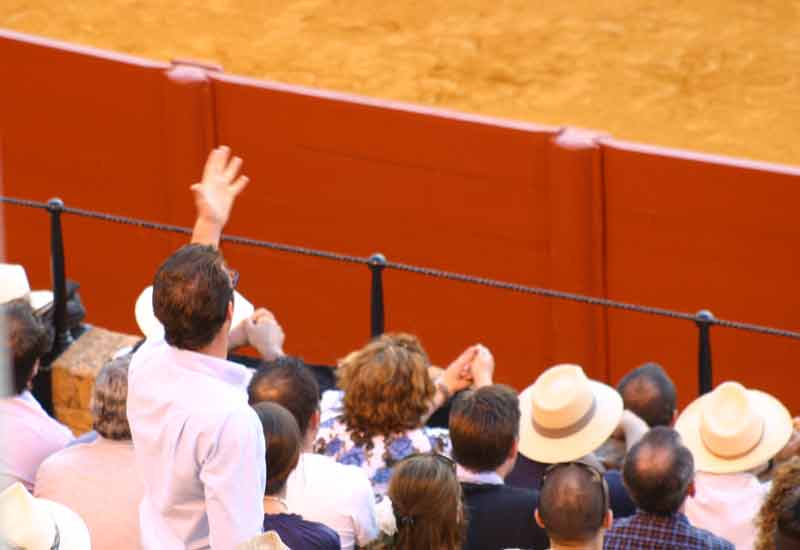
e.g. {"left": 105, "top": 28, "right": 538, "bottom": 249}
{"left": 2, "top": 0, "right": 799, "bottom": 165}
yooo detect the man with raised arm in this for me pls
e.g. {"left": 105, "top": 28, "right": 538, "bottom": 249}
{"left": 127, "top": 146, "right": 268, "bottom": 549}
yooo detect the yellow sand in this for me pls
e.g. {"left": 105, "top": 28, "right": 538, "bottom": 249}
{"left": 2, "top": 0, "right": 799, "bottom": 165}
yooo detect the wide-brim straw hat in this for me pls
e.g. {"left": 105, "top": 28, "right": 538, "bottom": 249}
{"left": 134, "top": 285, "right": 254, "bottom": 340}
{"left": 0, "top": 263, "right": 54, "bottom": 310}
{"left": 0, "top": 482, "right": 91, "bottom": 549}
{"left": 236, "top": 531, "right": 290, "bottom": 550}
{"left": 518, "top": 363, "right": 624, "bottom": 464}
{"left": 675, "top": 381, "right": 792, "bottom": 474}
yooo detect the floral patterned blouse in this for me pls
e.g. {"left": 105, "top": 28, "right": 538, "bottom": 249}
{"left": 313, "top": 390, "right": 451, "bottom": 496}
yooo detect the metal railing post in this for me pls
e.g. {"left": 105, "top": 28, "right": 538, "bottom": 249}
{"left": 696, "top": 309, "right": 715, "bottom": 395}
{"left": 368, "top": 253, "right": 387, "bottom": 338}
{"left": 47, "top": 198, "right": 73, "bottom": 353}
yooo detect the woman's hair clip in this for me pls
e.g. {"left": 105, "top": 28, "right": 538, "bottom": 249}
{"left": 399, "top": 515, "right": 415, "bottom": 527}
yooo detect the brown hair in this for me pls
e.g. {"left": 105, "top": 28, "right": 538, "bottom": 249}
{"left": 449, "top": 385, "right": 520, "bottom": 472}
{"left": 253, "top": 402, "right": 302, "bottom": 496}
{"left": 756, "top": 458, "right": 800, "bottom": 550}
{"left": 388, "top": 454, "right": 465, "bottom": 550}
{"left": 337, "top": 333, "right": 435, "bottom": 448}
{"left": 91, "top": 355, "right": 132, "bottom": 440}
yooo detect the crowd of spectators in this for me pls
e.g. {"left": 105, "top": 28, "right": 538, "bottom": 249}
{"left": 2, "top": 146, "right": 800, "bottom": 549}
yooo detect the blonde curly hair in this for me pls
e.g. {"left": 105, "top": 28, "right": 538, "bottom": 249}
{"left": 337, "top": 333, "right": 435, "bottom": 448}
{"left": 755, "top": 458, "right": 800, "bottom": 550}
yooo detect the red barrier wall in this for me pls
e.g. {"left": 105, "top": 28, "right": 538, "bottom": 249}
{"left": 601, "top": 139, "right": 800, "bottom": 411}
{"left": 2, "top": 30, "right": 800, "bottom": 409}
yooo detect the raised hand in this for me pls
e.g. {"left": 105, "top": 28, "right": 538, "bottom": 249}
{"left": 441, "top": 345, "right": 480, "bottom": 395}
{"left": 245, "top": 308, "right": 286, "bottom": 362}
{"left": 469, "top": 344, "right": 495, "bottom": 388}
{"left": 190, "top": 146, "right": 249, "bottom": 246}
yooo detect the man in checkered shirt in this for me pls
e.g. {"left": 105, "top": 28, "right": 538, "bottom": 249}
{"left": 603, "top": 427, "right": 734, "bottom": 550}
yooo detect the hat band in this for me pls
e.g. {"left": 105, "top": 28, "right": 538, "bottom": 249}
{"left": 532, "top": 396, "right": 597, "bottom": 439}
{"left": 700, "top": 422, "right": 765, "bottom": 460}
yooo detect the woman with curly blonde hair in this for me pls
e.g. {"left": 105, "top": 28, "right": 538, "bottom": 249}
{"left": 313, "top": 333, "right": 493, "bottom": 495}
{"left": 755, "top": 458, "right": 800, "bottom": 550}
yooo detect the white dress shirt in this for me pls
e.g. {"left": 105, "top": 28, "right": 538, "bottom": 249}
{"left": 684, "top": 470, "right": 768, "bottom": 550}
{"left": 128, "top": 338, "right": 266, "bottom": 550}
{"left": 285, "top": 452, "right": 379, "bottom": 549}
{"left": 0, "top": 391, "right": 73, "bottom": 492}
{"left": 35, "top": 437, "right": 143, "bottom": 550}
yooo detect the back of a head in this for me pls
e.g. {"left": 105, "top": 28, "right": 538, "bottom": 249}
{"left": 252, "top": 402, "right": 302, "bottom": 496}
{"left": 3, "top": 298, "right": 51, "bottom": 395}
{"left": 337, "top": 333, "right": 434, "bottom": 445}
{"left": 152, "top": 244, "right": 231, "bottom": 351}
{"left": 777, "top": 488, "right": 800, "bottom": 550}
{"left": 92, "top": 355, "right": 132, "bottom": 440}
{"left": 388, "top": 454, "right": 464, "bottom": 550}
{"left": 617, "top": 362, "right": 676, "bottom": 427}
{"left": 622, "top": 426, "right": 693, "bottom": 515}
{"left": 449, "top": 384, "right": 520, "bottom": 473}
{"left": 538, "top": 463, "right": 608, "bottom": 545}
{"left": 248, "top": 356, "right": 320, "bottom": 437}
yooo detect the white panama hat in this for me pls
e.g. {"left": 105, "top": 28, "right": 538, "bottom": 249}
{"left": 675, "top": 381, "right": 792, "bottom": 474}
{"left": 0, "top": 482, "right": 91, "bottom": 549}
{"left": 134, "top": 285, "right": 254, "bottom": 340}
{"left": 0, "top": 263, "right": 54, "bottom": 310}
{"left": 236, "top": 531, "right": 290, "bottom": 550}
{"left": 518, "top": 364, "right": 624, "bottom": 464}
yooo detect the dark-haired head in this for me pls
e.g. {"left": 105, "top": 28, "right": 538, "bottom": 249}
{"left": 152, "top": 244, "right": 233, "bottom": 351}
{"left": 388, "top": 454, "right": 465, "bottom": 550}
{"left": 253, "top": 402, "right": 302, "bottom": 496}
{"left": 536, "top": 462, "right": 611, "bottom": 545}
{"left": 449, "top": 384, "right": 520, "bottom": 474}
{"left": 3, "top": 299, "right": 51, "bottom": 395}
{"left": 617, "top": 363, "right": 676, "bottom": 428}
{"left": 248, "top": 356, "right": 320, "bottom": 438}
{"left": 622, "top": 426, "right": 694, "bottom": 515}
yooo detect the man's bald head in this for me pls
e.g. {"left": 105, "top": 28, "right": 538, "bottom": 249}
{"left": 617, "top": 363, "right": 676, "bottom": 427}
{"left": 538, "top": 463, "right": 609, "bottom": 544}
{"left": 623, "top": 427, "right": 694, "bottom": 515}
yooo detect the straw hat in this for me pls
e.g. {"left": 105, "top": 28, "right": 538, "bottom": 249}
{"left": 518, "top": 364, "right": 624, "bottom": 463}
{"left": 675, "top": 381, "right": 792, "bottom": 474}
{"left": 0, "top": 482, "right": 91, "bottom": 549}
{"left": 236, "top": 531, "right": 290, "bottom": 550}
{"left": 0, "top": 263, "right": 53, "bottom": 310}
{"left": 134, "top": 285, "right": 254, "bottom": 339}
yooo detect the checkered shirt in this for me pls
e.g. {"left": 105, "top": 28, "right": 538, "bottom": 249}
{"left": 603, "top": 511, "right": 734, "bottom": 550}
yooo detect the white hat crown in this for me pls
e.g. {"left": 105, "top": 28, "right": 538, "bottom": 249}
{"left": 699, "top": 381, "right": 765, "bottom": 459}
{"left": 531, "top": 364, "right": 596, "bottom": 433}
{"left": 0, "top": 482, "right": 57, "bottom": 548}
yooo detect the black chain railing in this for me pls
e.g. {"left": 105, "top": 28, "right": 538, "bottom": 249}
{"left": 4, "top": 194, "right": 800, "bottom": 401}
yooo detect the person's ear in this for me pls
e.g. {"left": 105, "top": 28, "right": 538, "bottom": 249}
{"left": 534, "top": 509, "right": 545, "bottom": 529}
{"left": 671, "top": 409, "right": 678, "bottom": 426}
{"left": 226, "top": 300, "right": 234, "bottom": 322}
{"left": 309, "top": 409, "right": 321, "bottom": 437}
{"left": 687, "top": 480, "right": 696, "bottom": 498}
{"left": 603, "top": 510, "right": 614, "bottom": 529}
{"left": 509, "top": 437, "right": 519, "bottom": 461}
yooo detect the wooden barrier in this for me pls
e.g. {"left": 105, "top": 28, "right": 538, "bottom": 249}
{"left": 2, "top": 29, "right": 800, "bottom": 410}
{"left": 600, "top": 139, "right": 800, "bottom": 411}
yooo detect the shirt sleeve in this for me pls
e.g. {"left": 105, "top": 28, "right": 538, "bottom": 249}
{"left": 200, "top": 405, "right": 267, "bottom": 549}
{"left": 350, "top": 469, "right": 380, "bottom": 546}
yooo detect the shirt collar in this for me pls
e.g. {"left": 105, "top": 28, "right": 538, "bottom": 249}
{"left": 164, "top": 343, "right": 253, "bottom": 392}
{"left": 457, "top": 464, "right": 504, "bottom": 485}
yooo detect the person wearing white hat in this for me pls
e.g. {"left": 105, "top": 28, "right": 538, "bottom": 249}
{"left": 127, "top": 146, "right": 274, "bottom": 549}
{"left": 0, "top": 299, "right": 74, "bottom": 493}
{"left": 0, "top": 481, "right": 91, "bottom": 549}
{"left": 0, "top": 263, "right": 54, "bottom": 310}
{"left": 676, "top": 381, "right": 794, "bottom": 549}
{"left": 505, "top": 364, "right": 648, "bottom": 519}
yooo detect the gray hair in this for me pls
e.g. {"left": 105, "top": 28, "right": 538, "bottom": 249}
{"left": 91, "top": 355, "right": 132, "bottom": 440}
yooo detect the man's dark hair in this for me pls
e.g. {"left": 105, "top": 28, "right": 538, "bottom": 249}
{"left": 617, "top": 363, "right": 676, "bottom": 427}
{"left": 539, "top": 463, "right": 608, "bottom": 544}
{"left": 3, "top": 299, "right": 51, "bottom": 395}
{"left": 449, "top": 384, "right": 520, "bottom": 472}
{"left": 623, "top": 426, "right": 694, "bottom": 515}
{"left": 153, "top": 244, "right": 232, "bottom": 351}
{"left": 248, "top": 356, "right": 320, "bottom": 436}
